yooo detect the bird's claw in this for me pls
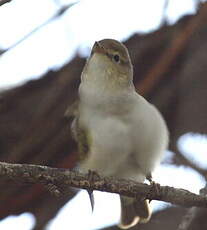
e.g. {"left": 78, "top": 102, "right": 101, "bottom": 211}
{"left": 87, "top": 170, "right": 100, "bottom": 212}
{"left": 87, "top": 189, "right": 95, "bottom": 212}
{"left": 146, "top": 173, "right": 161, "bottom": 202}
{"left": 146, "top": 173, "right": 153, "bottom": 183}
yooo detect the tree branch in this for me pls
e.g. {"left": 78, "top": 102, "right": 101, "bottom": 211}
{"left": 177, "top": 185, "right": 207, "bottom": 230}
{"left": 0, "top": 161, "right": 207, "bottom": 208}
{"left": 0, "top": 0, "right": 11, "bottom": 7}
{"left": 137, "top": 3, "right": 207, "bottom": 95}
{"left": 177, "top": 207, "right": 198, "bottom": 230}
{"left": 0, "top": 2, "right": 77, "bottom": 56}
{"left": 175, "top": 150, "right": 207, "bottom": 180}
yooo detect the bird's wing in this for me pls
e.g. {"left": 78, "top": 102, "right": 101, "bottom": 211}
{"left": 64, "top": 100, "right": 79, "bottom": 118}
{"left": 71, "top": 107, "right": 95, "bottom": 211}
{"left": 71, "top": 113, "right": 90, "bottom": 162}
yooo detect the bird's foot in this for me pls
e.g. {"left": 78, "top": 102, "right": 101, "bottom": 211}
{"left": 146, "top": 173, "right": 153, "bottom": 184}
{"left": 146, "top": 173, "right": 161, "bottom": 202}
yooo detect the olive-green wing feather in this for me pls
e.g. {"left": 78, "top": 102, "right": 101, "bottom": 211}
{"left": 64, "top": 100, "right": 79, "bottom": 118}
{"left": 71, "top": 114, "right": 90, "bottom": 162}
{"left": 70, "top": 105, "right": 94, "bottom": 211}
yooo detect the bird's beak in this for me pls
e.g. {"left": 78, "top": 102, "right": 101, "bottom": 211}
{"left": 91, "top": 41, "right": 107, "bottom": 56}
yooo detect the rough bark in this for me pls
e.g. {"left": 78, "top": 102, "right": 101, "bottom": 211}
{"left": 0, "top": 161, "right": 207, "bottom": 208}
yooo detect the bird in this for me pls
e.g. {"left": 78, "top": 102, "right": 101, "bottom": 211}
{"left": 71, "top": 39, "right": 169, "bottom": 229}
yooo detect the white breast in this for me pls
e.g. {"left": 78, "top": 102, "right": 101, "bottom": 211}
{"left": 79, "top": 78, "right": 168, "bottom": 182}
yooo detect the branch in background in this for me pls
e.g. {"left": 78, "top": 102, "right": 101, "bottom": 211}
{"left": 138, "top": 3, "right": 207, "bottom": 95}
{"left": 0, "top": 2, "right": 77, "bottom": 56}
{"left": 175, "top": 150, "right": 207, "bottom": 180}
{"left": 177, "top": 207, "right": 198, "bottom": 230}
{"left": 177, "top": 185, "right": 207, "bottom": 230}
{"left": 0, "top": 161, "right": 207, "bottom": 208}
{"left": 160, "top": 0, "right": 170, "bottom": 26}
{"left": 0, "top": 0, "right": 11, "bottom": 7}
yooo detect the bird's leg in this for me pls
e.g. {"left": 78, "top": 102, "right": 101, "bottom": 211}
{"left": 146, "top": 172, "right": 153, "bottom": 184}
{"left": 146, "top": 173, "right": 161, "bottom": 202}
{"left": 87, "top": 169, "right": 100, "bottom": 212}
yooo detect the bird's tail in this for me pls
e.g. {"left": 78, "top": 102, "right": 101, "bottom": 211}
{"left": 118, "top": 196, "right": 151, "bottom": 229}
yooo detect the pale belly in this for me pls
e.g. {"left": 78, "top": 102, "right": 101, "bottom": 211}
{"left": 79, "top": 110, "right": 167, "bottom": 182}
{"left": 79, "top": 115, "right": 133, "bottom": 176}
{"left": 78, "top": 93, "right": 168, "bottom": 181}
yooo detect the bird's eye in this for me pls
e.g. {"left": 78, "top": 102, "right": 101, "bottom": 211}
{"left": 113, "top": 54, "right": 120, "bottom": 63}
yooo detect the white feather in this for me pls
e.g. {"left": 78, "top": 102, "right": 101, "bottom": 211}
{"left": 78, "top": 53, "right": 168, "bottom": 183}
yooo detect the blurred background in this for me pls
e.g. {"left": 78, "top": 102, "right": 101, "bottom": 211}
{"left": 0, "top": 0, "right": 207, "bottom": 229}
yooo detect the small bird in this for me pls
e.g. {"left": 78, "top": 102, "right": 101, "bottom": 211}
{"left": 71, "top": 39, "right": 168, "bottom": 229}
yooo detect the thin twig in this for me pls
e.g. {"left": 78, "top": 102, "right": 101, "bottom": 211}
{"left": 175, "top": 150, "right": 207, "bottom": 180}
{"left": 0, "top": 0, "right": 11, "bottom": 7}
{"left": 0, "top": 2, "right": 77, "bottom": 56}
{"left": 160, "top": 0, "right": 170, "bottom": 25}
{"left": 0, "top": 161, "right": 207, "bottom": 208}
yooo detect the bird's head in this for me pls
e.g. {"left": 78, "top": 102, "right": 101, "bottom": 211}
{"left": 81, "top": 39, "right": 133, "bottom": 90}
